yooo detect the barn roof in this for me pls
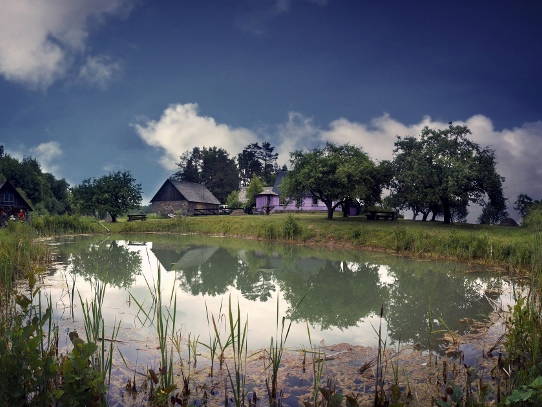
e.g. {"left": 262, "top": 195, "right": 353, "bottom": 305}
{"left": 151, "top": 179, "right": 221, "bottom": 205}
{"left": 0, "top": 181, "right": 33, "bottom": 210}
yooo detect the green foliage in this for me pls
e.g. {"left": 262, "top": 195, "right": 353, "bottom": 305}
{"left": 226, "top": 190, "right": 243, "bottom": 208}
{"left": 284, "top": 143, "right": 382, "bottom": 219}
{"left": 506, "top": 377, "right": 542, "bottom": 405}
{"left": 59, "top": 341, "right": 106, "bottom": 407}
{"left": 282, "top": 214, "right": 301, "bottom": 240}
{"left": 237, "top": 141, "right": 279, "bottom": 185}
{"left": 524, "top": 206, "right": 542, "bottom": 229}
{"left": 514, "top": 194, "right": 542, "bottom": 219}
{"left": 72, "top": 171, "right": 142, "bottom": 222}
{"left": 31, "top": 214, "right": 101, "bottom": 235}
{"left": 0, "top": 295, "right": 58, "bottom": 406}
{"left": 0, "top": 149, "right": 70, "bottom": 214}
{"left": 245, "top": 176, "right": 264, "bottom": 210}
{"left": 391, "top": 124, "right": 506, "bottom": 224}
{"left": 175, "top": 146, "right": 240, "bottom": 202}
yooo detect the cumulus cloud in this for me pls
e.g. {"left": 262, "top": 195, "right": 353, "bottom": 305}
{"left": 280, "top": 112, "right": 542, "bottom": 217}
{"left": 134, "top": 104, "right": 257, "bottom": 170}
{"left": 79, "top": 55, "right": 121, "bottom": 89}
{"left": 0, "top": 0, "right": 134, "bottom": 88}
{"left": 31, "top": 141, "right": 63, "bottom": 175}
{"left": 137, "top": 104, "right": 542, "bottom": 216}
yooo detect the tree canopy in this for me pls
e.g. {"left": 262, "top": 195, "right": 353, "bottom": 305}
{"left": 175, "top": 146, "right": 239, "bottom": 202}
{"left": 71, "top": 171, "right": 142, "bottom": 222}
{"left": 390, "top": 125, "right": 506, "bottom": 224}
{"left": 237, "top": 142, "right": 279, "bottom": 185}
{"left": 0, "top": 147, "right": 70, "bottom": 214}
{"left": 282, "top": 143, "right": 382, "bottom": 219}
{"left": 514, "top": 194, "right": 542, "bottom": 218}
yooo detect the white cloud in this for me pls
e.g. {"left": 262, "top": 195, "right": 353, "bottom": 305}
{"left": 288, "top": 112, "right": 542, "bottom": 217}
{"left": 134, "top": 103, "right": 257, "bottom": 170}
{"left": 137, "top": 104, "right": 542, "bottom": 217}
{"left": 79, "top": 55, "right": 121, "bottom": 89}
{"left": 0, "top": 0, "right": 134, "bottom": 88}
{"left": 31, "top": 141, "right": 63, "bottom": 175}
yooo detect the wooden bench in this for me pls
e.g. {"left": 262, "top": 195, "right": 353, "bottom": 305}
{"left": 365, "top": 209, "right": 397, "bottom": 221}
{"left": 127, "top": 214, "right": 147, "bottom": 222}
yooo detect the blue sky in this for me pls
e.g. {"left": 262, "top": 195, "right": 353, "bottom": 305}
{"left": 0, "top": 0, "right": 541, "bottom": 207}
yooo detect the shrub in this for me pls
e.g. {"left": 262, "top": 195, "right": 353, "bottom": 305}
{"left": 524, "top": 207, "right": 542, "bottom": 230}
{"left": 282, "top": 215, "right": 302, "bottom": 240}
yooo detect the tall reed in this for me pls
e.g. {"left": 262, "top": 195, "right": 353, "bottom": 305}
{"left": 213, "top": 295, "right": 248, "bottom": 407}
{"left": 79, "top": 281, "right": 120, "bottom": 384}
{"left": 130, "top": 265, "right": 177, "bottom": 399}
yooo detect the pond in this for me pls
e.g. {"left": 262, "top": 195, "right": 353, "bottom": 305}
{"left": 41, "top": 234, "right": 514, "bottom": 404}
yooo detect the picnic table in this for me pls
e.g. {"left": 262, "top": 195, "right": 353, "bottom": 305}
{"left": 127, "top": 214, "right": 147, "bottom": 221}
{"left": 365, "top": 209, "right": 397, "bottom": 221}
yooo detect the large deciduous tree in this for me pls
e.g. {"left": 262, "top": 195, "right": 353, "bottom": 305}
{"left": 72, "top": 171, "right": 142, "bottom": 222}
{"left": 391, "top": 124, "right": 506, "bottom": 224}
{"left": 174, "top": 146, "right": 239, "bottom": 202}
{"left": 282, "top": 144, "right": 382, "bottom": 220}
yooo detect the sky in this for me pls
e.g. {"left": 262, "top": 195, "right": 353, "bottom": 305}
{"left": 0, "top": 0, "right": 541, "bottom": 215}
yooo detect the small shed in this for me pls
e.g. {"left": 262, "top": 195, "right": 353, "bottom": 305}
{"left": 255, "top": 187, "right": 279, "bottom": 214}
{"left": 0, "top": 181, "right": 33, "bottom": 216}
{"left": 150, "top": 179, "right": 220, "bottom": 216}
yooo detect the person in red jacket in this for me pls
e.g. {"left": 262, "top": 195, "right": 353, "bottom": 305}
{"left": 17, "top": 209, "right": 25, "bottom": 222}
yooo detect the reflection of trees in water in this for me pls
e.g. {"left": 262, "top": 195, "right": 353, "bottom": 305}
{"left": 277, "top": 260, "right": 385, "bottom": 329}
{"left": 384, "top": 266, "right": 501, "bottom": 346}
{"left": 149, "top": 240, "right": 502, "bottom": 345}
{"left": 66, "top": 240, "right": 142, "bottom": 288}
{"left": 175, "top": 247, "right": 238, "bottom": 296}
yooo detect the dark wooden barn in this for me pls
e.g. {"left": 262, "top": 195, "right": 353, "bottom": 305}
{"left": 0, "top": 181, "right": 33, "bottom": 220}
{"left": 150, "top": 179, "right": 220, "bottom": 216}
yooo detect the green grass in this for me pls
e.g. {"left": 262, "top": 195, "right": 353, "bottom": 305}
{"left": 31, "top": 214, "right": 103, "bottom": 235}
{"left": 108, "top": 213, "right": 536, "bottom": 271}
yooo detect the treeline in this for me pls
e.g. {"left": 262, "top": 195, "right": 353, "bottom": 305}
{"left": 173, "top": 142, "right": 283, "bottom": 202}
{"left": 0, "top": 146, "right": 70, "bottom": 214}
{"left": 176, "top": 124, "right": 514, "bottom": 224}
{"left": 0, "top": 146, "right": 142, "bottom": 221}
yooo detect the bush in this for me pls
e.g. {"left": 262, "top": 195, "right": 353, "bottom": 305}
{"left": 524, "top": 207, "right": 542, "bottom": 230}
{"left": 282, "top": 215, "right": 302, "bottom": 240}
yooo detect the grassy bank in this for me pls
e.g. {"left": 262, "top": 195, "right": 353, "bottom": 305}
{"left": 108, "top": 213, "right": 536, "bottom": 271}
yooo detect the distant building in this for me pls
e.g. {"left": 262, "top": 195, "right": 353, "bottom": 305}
{"left": 0, "top": 180, "right": 33, "bottom": 216}
{"left": 150, "top": 179, "right": 220, "bottom": 216}
{"left": 255, "top": 171, "right": 347, "bottom": 214}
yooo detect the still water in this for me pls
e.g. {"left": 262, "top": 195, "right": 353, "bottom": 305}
{"left": 43, "top": 234, "right": 512, "bottom": 363}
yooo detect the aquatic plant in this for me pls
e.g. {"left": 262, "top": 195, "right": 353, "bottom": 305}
{"left": 213, "top": 295, "right": 248, "bottom": 407}
{"left": 78, "top": 281, "right": 120, "bottom": 385}
{"left": 266, "top": 295, "right": 293, "bottom": 406}
{"left": 130, "top": 265, "right": 178, "bottom": 402}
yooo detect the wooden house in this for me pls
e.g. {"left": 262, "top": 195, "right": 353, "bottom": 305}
{"left": 0, "top": 180, "right": 33, "bottom": 216}
{"left": 150, "top": 179, "right": 220, "bottom": 216}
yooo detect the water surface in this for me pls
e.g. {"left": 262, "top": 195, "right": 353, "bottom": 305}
{"left": 44, "top": 234, "right": 512, "bottom": 363}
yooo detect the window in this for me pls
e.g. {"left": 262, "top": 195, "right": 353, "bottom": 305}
{"left": 3, "top": 191, "right": 14, "bottom": 203}
{"left": 312, "top": 196, "right": 318, "bottom": 206}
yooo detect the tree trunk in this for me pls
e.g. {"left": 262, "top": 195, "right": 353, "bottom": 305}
{"left": 430, "top": 211, "right": 437, "bottom": 221}
{"left": 412, "top": 212, "right": 418, "bottom": 221}
{"left": 442, "top": 198, "right": 452, "bottom": 224}
{"left": 111, "top": 214, "right": 117, "bottom": 223}
{"left": 326, "top": 204, "right": 334, "bottom": 220}
{"left": 342, "top": 201, "right": 350, "bottom": 218}
{"left": 422, "top": 211, "right": 429, "bottom": 222}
